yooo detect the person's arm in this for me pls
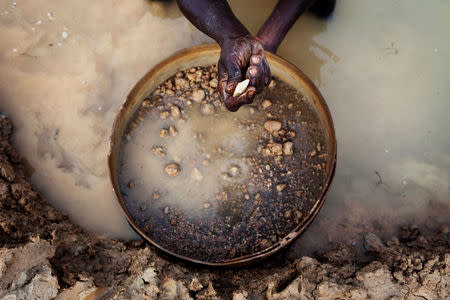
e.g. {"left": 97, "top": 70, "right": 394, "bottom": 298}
{"left": 177, "top": 0, "right": 271, "bottom": 112}
{"left": 257, "top": 0, "right": 315, "bottom": 53}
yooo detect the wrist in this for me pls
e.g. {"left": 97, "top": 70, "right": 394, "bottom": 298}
{"left": 216, "top": 25, "right": 250, "bottom": 46}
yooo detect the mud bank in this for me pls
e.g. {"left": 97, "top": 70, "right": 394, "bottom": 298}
{"left": 0, "top": 116, "right": 448, "bottom": 299}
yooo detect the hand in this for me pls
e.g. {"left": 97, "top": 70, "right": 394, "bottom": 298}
{"left": 218, "top": 35, "right": 271, "bottom": 112}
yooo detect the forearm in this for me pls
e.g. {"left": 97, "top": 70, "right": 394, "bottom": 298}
{"left": 176, "top": 0, "right": 250, "bottom": 45}
{"left": 257, "top": 0, "right": 315, "bottom": 52}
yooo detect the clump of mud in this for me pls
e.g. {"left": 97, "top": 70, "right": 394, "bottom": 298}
{"left": 119, "top": 65, "right": 329, "bottom": 263}
{"left": 0, "top": 115, "right": 449, "bottom": 299}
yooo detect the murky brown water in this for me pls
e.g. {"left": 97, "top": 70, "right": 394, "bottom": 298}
{"left": 0, "top": 0, "right": 448, "bottom": 256}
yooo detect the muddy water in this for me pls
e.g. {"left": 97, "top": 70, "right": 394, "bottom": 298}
{"left": 0, "top": 0, "right": 449, "bottom": 256}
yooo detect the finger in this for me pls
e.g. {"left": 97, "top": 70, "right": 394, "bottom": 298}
{"left": 262, "top": 58, "right": 272, "bottom": 86}
{"left": 246, "top": 66, "right": 264, "bottom": 93}
{"left": 218, "top": 60, "right": 230, "bottom": 101}
{"left": 248, "top": 55, "right": 265, "bottom": 92}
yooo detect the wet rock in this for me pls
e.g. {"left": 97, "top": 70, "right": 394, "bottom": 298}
{"left": 152, "top": 145, "right": 165, "bottom": 157}
{"left": 164, "top": 163, "right": 180, "bottom": 177}
{"left": 191, "top": 89, "right": 205, "bottom": 102}
{"left": 262, "top": 143, "right": 283, "bottom": 157}
{"left": 283, "top": 142, "right": 294, "bottom": 156}
{"left": 160, "top": 110, "right": 170, "bottom": 119}
{"left": 169, "top": 125, "right": 178, "bottom": 136}
{"left": 264, "top": 120, "right": 282, "bottom": 133}
{"left": 262, "top": 99, "right": 272, "bottom": 109}
{"left": 276, "top": 184, "right": 286, "bottom": 192}
{"left": 160, "top": 128, "right": 170, "bottom": 138}
{"left": 188, "top": 277, "right": 203, "bottom": 292}
{"left": 174, "top": 78, "right": 189, "bottom": 90}
{"left": 209, "top": 79, "right": 218, "bottom": 88}
{"left": 170, "top": 106, "right": 181, "bottom": 119}
{"left": 363, "top": 232, "right": 385, "bottom": 253}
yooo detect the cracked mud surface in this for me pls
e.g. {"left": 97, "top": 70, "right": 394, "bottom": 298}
{"left": 0, "top": 115, "right": 448, "bottom": 299}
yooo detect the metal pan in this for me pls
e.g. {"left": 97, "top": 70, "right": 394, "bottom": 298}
{"left": 108, "top": 43, "right": 337, "bottom": 266}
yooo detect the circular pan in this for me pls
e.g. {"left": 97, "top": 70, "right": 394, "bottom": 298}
{"left": 108, "top": 44, "right": 337, "bottom": 267}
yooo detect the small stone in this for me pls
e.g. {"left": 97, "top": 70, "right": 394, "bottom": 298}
{"left": 262, "top": 99, "right": 272, "bottom": 109}
{"left": 287, "top": 103, "right": 293, "bottom": 109}
{"left": 160, "top": 128, "right": 169, "bottom": 138}
{"left": 233, "top": 79, "right": 249, "bottom": 97}
{"left": 140, "top": 204, "right": 147, "bottom": 211}
{"left": 203, "top": 202, "right": 212, "bottom": 209}
{"left": 160, "top": 110, "right": 170, "bottom": 119}
{"left": 152, "top": 145, "right": 165, "bottom": 157}
{"left": 310, "top": 149, "right": 317, "bottom": 157}
{"left": 269, "top": 80, "right": 276, "bottom": 89}
{"left": 259, "top": 239, "right": 272, "bottom": 249}
{"left": 201, "top": 103, "right": 215, "bottom": 115}
{"left": 264, "top": 120, "right": 282, "bottom": 133}
{"left": 164, "top": 163, "right": 180, "bottom": 177}
{"left": 209, "top": 79, "right": 218, "bottom": 88}
{"left": 317, "top": 143, "right": 322, "bottom": 152}
{"left": 229, "top": 165, "right": 240, "bottom": 177}
{"left": 174, "top": 78, "right": 189, "bottom": 89}
{"left": 128, "top": 181, "right": 135, "bottom": 188}
{"left": 363, "top": 232, "right": 385, "bottom": 253}
{"left": 284, "top": 210, "right": 292, "bottom": 218}
{"left": 171, "top": 106, "right": 181, "bottom": 118}
{"left": 191, "top": 89, "right": 205, "bottom": 102}
{"left": 283, "top": 142, "right": 294, "bottom": 156}
{"left": 189, "top": 278, "right": 203, "bottom": 292}
{"left": 276, "top": 184, "right": 286, "bottom": 192}
{"left": 191, "top": 168, "right": 203, "bottom": 182}
{"left": 163, "top": 207, "right": 170, "bottom": 214}
{"left": 152, "top": 192, "right": 160, "bottom": 200}
{"left": 169, "top": 125, "right": 178, "bottom": 136}
{"left": 262, "top": 143, "right": 283, "bottom": 156}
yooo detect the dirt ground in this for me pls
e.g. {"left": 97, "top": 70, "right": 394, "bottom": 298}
{"left": 0, "top": 114, "right": 448, "bottom": 299}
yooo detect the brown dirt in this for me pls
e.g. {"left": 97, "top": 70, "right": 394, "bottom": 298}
{"left": 0, "top": 114, "right": 449, "bottom": 299}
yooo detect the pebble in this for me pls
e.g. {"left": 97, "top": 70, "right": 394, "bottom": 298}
{"left": 191, "top": 89, "right": 205, "bottom": 102}
{"left": 203, "top": 202, "right": 212, "bottom": 209}
{"left": 259, "top": 239, "right": 272, "bottom": 249}
{"left": 169, "top": 125, "right": 178, "bottom": 136}
{"left": 201, "top": 103, "right": 215, "bottom": 115}
{"left": 264, "top": 120, "right": 282, "bottom": 133}
{"left": 140, "top": 204, "right": 147, "bottom": 211}
{"left": 363, "top": 232, "right": 385, "bottom": 253}
{"left": 284, "top": 210, "right": 292, "bottom": 218}
{"left": 164, "top": 163, "right": 180, "bottom": 177}
{"left": 171, "top": 106, "right": 181, "bottom": 119}
{"left": 191, "top": 168, "right": 203, "bottom": 182}
{"left": 233, "top": 79, "right": 249, "bottom": 97}
{"left": 174, "top": 78, "right": 189, "bottom": 89}
{"left": 262, "top": 143, "right": 283, "bottom": 156}
{"left": 152, "top": 192, "right": 160, "bottom": 200}
{"left": 160, "top": 111, "right": 170, "bottom": 119}
{"left": 209, "top": 79, "right": 218, "bottom": 88}
{"left": 128, "top": 181, "right": 135, "bottom": 188}
{"left": 163, "top": 207, "right": 170, "bottom": 215}
{"left": 276, "top": 184, "right": 286, "bottom": 192}
{"left": 189, "top": 278, "right": 203, "bottom": 292}
{"left": 152, "top": 146, "right": 165, "bottom": 157}
{"left": 262, "top": 99, "right": 272, "bottom": 109}
{"left": 283, "top": 142, "right": 294, "bottom": 156}
{"left": 160, "top": 128, "right": 169, "bottom": 138}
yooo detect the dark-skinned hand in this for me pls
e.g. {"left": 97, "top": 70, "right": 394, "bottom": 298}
{"left": 218, "top": 35, "right": 271, "bottom": 112}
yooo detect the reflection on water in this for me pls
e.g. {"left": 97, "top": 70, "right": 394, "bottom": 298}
{"left": 0, "top": 0, "right": 448, "bottom": 256}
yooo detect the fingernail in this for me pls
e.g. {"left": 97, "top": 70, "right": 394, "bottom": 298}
{"left": 251, "top": 56, "right": 260, "bottom": 64}
{"left": 249, "top": 68, "right": 258, "bottom": 76}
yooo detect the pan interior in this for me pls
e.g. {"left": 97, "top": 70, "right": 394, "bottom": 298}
{"left": 117, "top": 64, "right": 330, "bottom": 264}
